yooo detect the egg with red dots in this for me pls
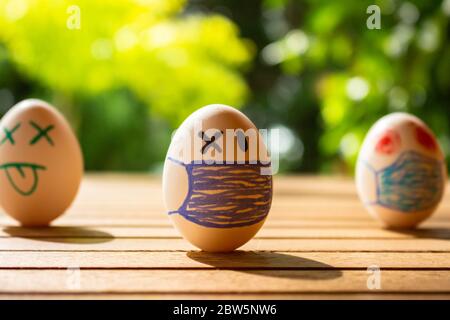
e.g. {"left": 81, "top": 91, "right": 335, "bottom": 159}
{"left": 355, "top": 112, "right": 447, "bottom": 228}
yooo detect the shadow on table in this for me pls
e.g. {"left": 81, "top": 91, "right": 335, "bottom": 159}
{"left": 2, "top": 226, "right": 114, "bottom": 244}
{"left": 187, "top": 251, "right": 342, "bottom": 280}
{"left": 385, "top": 227, "right": 450, "bottom": 240}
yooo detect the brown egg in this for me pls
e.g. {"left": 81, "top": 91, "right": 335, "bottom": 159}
{"left": 163, "top": 104, "right": 273, "bottom": 252}
{"left": 0, "top": 99, "right": 83, "bottom": 226}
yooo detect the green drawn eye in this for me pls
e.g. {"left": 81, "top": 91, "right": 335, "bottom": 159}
{"left": 29, "top": 121, "right": 55, "bottom": 146}
{"left": 1, "top": 123, "right": 21, "bottom": 145}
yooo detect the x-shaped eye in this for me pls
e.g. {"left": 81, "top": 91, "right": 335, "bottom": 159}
{"left": 199, "top": 130, "right": 223, "bottom": 154}
{"left": 29, "top": 121, "right": 55, "bottom": 146}
{"left": 1, "top": 123, "right": 21, "bottom": 145}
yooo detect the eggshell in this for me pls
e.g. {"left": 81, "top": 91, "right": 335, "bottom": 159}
{"left": 0, "top": 99, "right": 83, "bottom": 226}
{"left": 356, "top": 112, "right": 446, "bottom": 228}
{"left": 162, "top": 104, "right": 273, "bottom": 252}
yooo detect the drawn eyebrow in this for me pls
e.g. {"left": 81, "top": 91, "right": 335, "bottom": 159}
{"left": 0, "top": 123, "right": 21, "bottom": 145}
{"left": 29, "top": 121, "right": 55, "bottom": 146}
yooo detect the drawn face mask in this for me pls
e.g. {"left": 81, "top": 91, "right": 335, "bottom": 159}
{"left": 363, "top": 150, "right": 444, "bottom": 213}
{"left": 167, "top": 157, "right": 272, "bottom": 228}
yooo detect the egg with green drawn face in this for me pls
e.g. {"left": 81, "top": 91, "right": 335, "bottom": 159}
{"left": 0, "top": 99, "right": 83, "bottom": 226}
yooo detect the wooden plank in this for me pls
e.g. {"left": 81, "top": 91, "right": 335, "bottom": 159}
{"left": 3, "top": 211, "right": 450, "bottom": 222}
{"left": 78, "top": 174, "right": 450, "bottom": 195}
{"left": 1, "top": 293, "right": 449, "bottom": 300}
{"left": 0, "top": 251, "right": 449, "bottom": 269}
{"left": 0, "top": 174, "right": 449, "bottom": 299}
{"left": 33, "top": 172, "right": 450, "bottom": 206}
{"left": 0, "top": 238, "right": 449, "bottom": 252}
{"left": 1, "top": 226, "right": 449, "bottom": 240}
{"left": 0, "top": 270, "right": 449, "bottom": 293}
{"left": 64, "top": 202, "right": 450, "bottom": 214}
{"left": 3, "top": 217, "right": 450, "bottom": 229}
{"left": 54, "top": 211, "right": 450, "bottom": 221}
{"left": 5, "top": 202, "right": 445, "bottom": 220}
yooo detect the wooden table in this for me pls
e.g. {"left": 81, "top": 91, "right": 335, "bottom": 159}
{"left": 0, "top": 175, "right": 449, "bottom": 299}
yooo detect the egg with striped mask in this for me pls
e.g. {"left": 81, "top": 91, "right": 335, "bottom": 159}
{"left": 356, "top": 113, "right": 446, "bottom": 228}
{"left": 163, "top": 104, "right": 273, "bottom": 252}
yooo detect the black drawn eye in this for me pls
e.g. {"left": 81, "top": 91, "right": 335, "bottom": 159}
{"left": 199, "top": 130, "right": 223, "bottom": 154}
{"left": 29, "top": 121, "right": 55, "bottom": 146}
{"left": 235, "top": 130, "right": 249, "bottom": 152}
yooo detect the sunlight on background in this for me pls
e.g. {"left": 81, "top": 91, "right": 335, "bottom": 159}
{"left": 0, "top": 0, "right": 449, "bottom": 173}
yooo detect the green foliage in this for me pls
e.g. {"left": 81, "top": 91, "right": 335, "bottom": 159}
{"left": 307, "top": 0, "right": 450, "bottom": 170}
{"left": 0, "top": 0, "right": 449, "bottom": 173}
{"left": 0, "top": 0, "right": 252, "bottom": 125}
{"left": 244, "top": 0, "right": 450, "bottom": 173}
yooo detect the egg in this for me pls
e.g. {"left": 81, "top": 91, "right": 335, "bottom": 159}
{"left": 0, "top": 99, "right": 83, "bottom": 226}
{"left": 356, "top": 112, "right": 446, "bottom": 228}
{"left": 162, "top": 104, "right": 273, "bottom": 252}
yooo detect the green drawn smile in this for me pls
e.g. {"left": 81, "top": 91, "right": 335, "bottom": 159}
{"left": 0, "top": 162, "right": 46, "bottom": 196}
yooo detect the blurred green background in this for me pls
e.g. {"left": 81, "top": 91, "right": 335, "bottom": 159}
{"left": 0, "top": 0, "right": 449, "bottom": 174}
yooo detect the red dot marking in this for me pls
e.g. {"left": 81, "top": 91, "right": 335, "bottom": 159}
{"left": 415, "top": 125, "right": 436, "bottom": 150}
{"left": 375, "top": 130, "right": 401, "bottom": 155}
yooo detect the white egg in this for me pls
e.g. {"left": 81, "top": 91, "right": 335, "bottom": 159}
{"left": 162, "top": 104, "right": 273, "bottom": 252}
{"left": 0, "top": 99, "right": 83, "bottom": 226}
{"left": 355, "top": 113, "right": 447, "bottom": 228}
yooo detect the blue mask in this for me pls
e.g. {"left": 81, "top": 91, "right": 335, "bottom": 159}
{"left": 167, "top": 157, "right": 272, "bottom": 228}
{"left": 362, "top": 150, "right": 444, "bottom": 213}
